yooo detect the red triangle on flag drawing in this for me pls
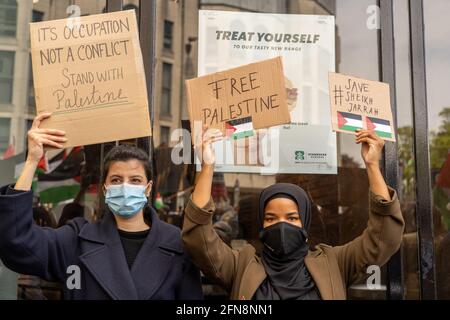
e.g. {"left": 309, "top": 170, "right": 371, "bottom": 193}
{"left": 225, "top": 122, "right": 236, "bottom": 137}
{"left": 337, "top": 112, "right": 347, "bottom": 129}
{"left": 366, "top": 117, "right": 377, "bottom": 131}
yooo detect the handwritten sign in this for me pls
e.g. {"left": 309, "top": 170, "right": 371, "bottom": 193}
{"left": 328, "top": 72, "right": 396, "bottom": 142}
{"left": 185, "top": 57, "right": 291, "bottom": 140}
{"left": 30, "top": 10, "right": 151, "bottom": 148}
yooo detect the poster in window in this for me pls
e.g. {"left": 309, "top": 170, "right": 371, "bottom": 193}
{"left": 197, "top": 10, "right": 337, "bottom": 174}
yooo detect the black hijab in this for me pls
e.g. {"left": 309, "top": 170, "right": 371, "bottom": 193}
{"left": 254, "top": 183, "right": 319, "bottom": 300}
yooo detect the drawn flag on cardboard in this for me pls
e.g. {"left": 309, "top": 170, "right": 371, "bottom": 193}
{"left": 337, "top": 112, "right": 363, "bottom": 133}
{"left": 226, "top": 117, "right": 254, "bottom": 140}
{"left": 366, "top": 117, "right": 393, "bottom": 139}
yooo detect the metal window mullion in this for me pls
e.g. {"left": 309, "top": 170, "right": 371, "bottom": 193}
{"left": 139, "top": 0, "right": 157, "bottom": 197}
{"left": 409, "top": 0, "right": 437, "bottom": 300}
{"left": 379, "top": 0, "right": 404, "bottom": 300}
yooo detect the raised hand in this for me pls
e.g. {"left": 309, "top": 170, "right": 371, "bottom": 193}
{"left": 195, "top": 125, "right": 223, "bottom": 166}
{"left": 355, "top": 129, "right": 390, "bottom": 200}
{"left": 27, "top": 113, "right": 67, "bottom": 163}
{"left": 355, "top": 129, "right": 385, "bottom": 168}
{"left": 15, "top": 113, "right": 66, "bottom": 191}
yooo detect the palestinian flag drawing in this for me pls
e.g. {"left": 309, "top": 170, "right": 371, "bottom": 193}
{"left": 226, "top": 117, "right": 254, "bottom": 140}
{"left": 366, "top": 117, "right": 393, "bottom": 139}
{"left": 337, "top": 112, "right": 363, "bottom": 133}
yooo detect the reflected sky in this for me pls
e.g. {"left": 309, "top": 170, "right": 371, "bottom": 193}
{"left": 336, "top": 0, "right": 448, "bottom": 166}
{"left": 424, "top": 0, "right": 450, "bottom": 132}
{"left": 336, "top": 0, "right": 378, "bottom": 166}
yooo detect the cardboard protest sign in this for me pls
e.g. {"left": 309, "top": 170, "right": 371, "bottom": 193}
{"left": 30, "top": 10, "right": 151, "bottom": 148}
{"left": 328, "top": 72, "right": 396, "bottom": 142}
{"left": 185, "top": 57, "right": 291, "bottom": 141}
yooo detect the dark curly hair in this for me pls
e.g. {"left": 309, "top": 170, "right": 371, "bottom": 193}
{"left": 102, "top": 145, "right": 152, "bottom": 184}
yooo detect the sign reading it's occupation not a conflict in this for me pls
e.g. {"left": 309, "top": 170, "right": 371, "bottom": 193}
{"left": 30, "top": 10, "right": 151, "bottom": 148}
{"left": 328, "top": 72, "right": 396, "bottom": 142}
{"left": 185, "top": 57, "right": 291, "bottom": 141}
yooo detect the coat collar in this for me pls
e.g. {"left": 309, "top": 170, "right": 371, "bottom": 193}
{"left": 305, "top": 251, "right": 334, "bottom": 300}
{"left": 238, "top": 255, "right": 266, "bottom": 300}
{"left": 238, "top": 248, "right": 344, "bottom": 300}
{"left": 304, "top": 247, "right": 347, "bottom": 300}
{"left": 78, "top": 207, "right": 182, "bottom": 300}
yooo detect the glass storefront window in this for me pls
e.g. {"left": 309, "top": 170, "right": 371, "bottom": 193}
{"left": 394, "top": 0, "right": 419, "bottom": 300}
{"left": 152, "top": 0, "right": 387, "bottom": 300}
{"left": 424, "top": 0, "right": 450, "bottom": 300}
{"left": 0, "top": 0, "right": 447, "bottom": 301}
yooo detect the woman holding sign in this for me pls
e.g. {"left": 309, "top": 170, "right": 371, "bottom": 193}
{"left": 182, "top": 126, "right": 404, "bottom": 300}
{"left": 0, "top": 113, "right": 203, "bottom": 300}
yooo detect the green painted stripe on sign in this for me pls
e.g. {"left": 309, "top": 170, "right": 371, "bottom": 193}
{"left": 232, "top": 131, "right": 254, "bottom": 140}
{"left": 340, "top": 125, "right": 361, "bottom": 133}
{"left": 375, "top": 130, "right": 393, "bottom": 139}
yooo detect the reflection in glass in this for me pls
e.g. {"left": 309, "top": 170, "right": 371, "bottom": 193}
{"left": 424, "top": 0, "right": 450, "bottom": 300}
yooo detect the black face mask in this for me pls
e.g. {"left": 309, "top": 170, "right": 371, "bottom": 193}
{"left": 259, "top": 222, "right": 308, "bottom": 258}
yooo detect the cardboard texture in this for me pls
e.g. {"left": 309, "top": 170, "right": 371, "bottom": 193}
{"left": 328, "top": 72, "right": 396, "bottom": 142}
{"left": 30, "top": 10, "right": 151, "bottom": 148}
{"left": 185, "top": 57, "right": 291, "bottom": 142}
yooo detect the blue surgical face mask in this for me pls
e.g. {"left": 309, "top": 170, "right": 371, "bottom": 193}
{"left": 104, "top": 183, "right": 149, "bottom": 218}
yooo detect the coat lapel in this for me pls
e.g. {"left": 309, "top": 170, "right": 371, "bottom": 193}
{"left": 305, "top": 252, "right": 335, "bottom": 300}
{"left": 238, "top": 257, "right": 267, "bottom": 300}
{"left": 129, "top": 207, "right": 182, "bottom": 299}
{"left": 79, "top": 212, "right": 139, "bottom": 300}
{"left": 236, "top": 248, "right": 345, "bottom": 300}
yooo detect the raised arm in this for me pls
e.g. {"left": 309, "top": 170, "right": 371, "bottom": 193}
{"left": 333, "top": 130, "right": 405, "bottom": 286}
{"left": 15, "top": 112, "right": 66, "bottom": 191}
{"left": 0, "top": 113, "right": 80, "bottom": 282}
{"left": 191, "top": 126, "right": 223, "bottom": 206}
{"left": 182, "top": 126, "right": 241, "bottom": 291}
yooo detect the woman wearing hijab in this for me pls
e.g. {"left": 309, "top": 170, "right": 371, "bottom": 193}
{"left": 182, "top": 127, "right": 405, "bottom": 300}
